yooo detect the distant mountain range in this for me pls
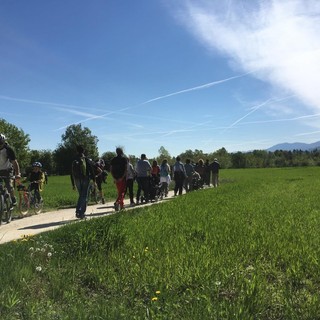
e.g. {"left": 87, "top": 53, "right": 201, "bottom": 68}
{"left": 267, "top": 141, "right": 320, "bottom": 152}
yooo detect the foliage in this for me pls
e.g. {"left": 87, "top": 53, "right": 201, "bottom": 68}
{"left": 100, "top": 151, "right": 116, "bottom": 170}
{"left": 2, "top": 119, "right": 320, "bottom": 175}
{"left": 2, "top": 167, "right": 320, "bottom": 319}
{"left": 157, "top": 146, "right": 172, "bottom": 163}
{"left": 53, "top": 124, "right": 99, "bottom": 175}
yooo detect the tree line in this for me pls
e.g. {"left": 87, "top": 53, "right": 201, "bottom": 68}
{"left": 1, "top": 118, "right": 320, "bottom": 176}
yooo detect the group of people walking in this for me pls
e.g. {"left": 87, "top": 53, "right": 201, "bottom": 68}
{"left": 0, "top": 133, "right": 221, "bottom": 221}
{"left": 71, "top": 145, "right": 220, "bottom": 219}
{"left": 172, "top": 156, "right": 220, "bottom": 195}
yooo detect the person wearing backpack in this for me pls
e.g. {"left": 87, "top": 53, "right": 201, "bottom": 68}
{"left": 110, "top": 147, "right": 128, "bottom": 211}
{"left": 70, "top": 145, "right": 96, "bottom": 219}
{"left": 184, "top": 158, "right": 195, "bottom": 192}
{"left": 159, "top": 159, "right": 171, "bottom": 197}
{"left": 172, "top": 156, "right": 186, "bottom": 196}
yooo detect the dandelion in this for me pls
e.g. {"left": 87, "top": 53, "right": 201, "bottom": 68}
{"left": 144, "top": 247, "right": 149, "bottom": 252}
{"left": 151, "top": 297, "right": 158, "bottom": 302}
{"left": 215, "top": 281, "right": 221, "bottom": 286}
{"left": 35, "top": 266, "right": 42, "bottom": 272}
{"left": 156, "top": 291, "right": 161, "bottom": 294}
{"left": 246, "top": 265, "right": 255, "bottom": 272}
{"left": 47, "top": 252, "right": 52, "bottom": 258}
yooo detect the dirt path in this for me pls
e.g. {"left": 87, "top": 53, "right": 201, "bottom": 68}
{"left": 0, "top": 191, "right": 175, "bottom": 245}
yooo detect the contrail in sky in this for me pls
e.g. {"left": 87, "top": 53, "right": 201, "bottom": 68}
{"left": 64, "top": 71, "right": 252, "bottom": 130}
{"left": 0, "top": 71, "right": 251, "bottom": 131}
{"left": 141, "top": 72, "right": 252, "bottom": 105}
{"left": 223, "top": 94, "right": 296, "bottom": 132}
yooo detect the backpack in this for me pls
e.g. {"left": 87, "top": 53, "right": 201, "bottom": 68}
{"left": 160, "top": 164, "right": 169, "bottom": 177}
{"left": 72, "top": 157, "right": 87, "bottom": 179}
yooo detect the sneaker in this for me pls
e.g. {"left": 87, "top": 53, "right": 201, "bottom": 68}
{"left": 130, "top": 202, "right": 135, "bottom": 207}
{"left": 114, "top": 202, "right": 120, "bottom": 211}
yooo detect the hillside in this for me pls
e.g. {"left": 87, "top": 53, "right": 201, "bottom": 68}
{"left": 267, "top": 140, "right": 320, "bottom": 152}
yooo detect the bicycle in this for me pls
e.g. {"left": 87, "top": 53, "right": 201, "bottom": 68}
{"left": 0, "top": 176, "right": 14, "bottom": 225}
{"left": 17, "top": 181, "right": 43, "bottom": 216}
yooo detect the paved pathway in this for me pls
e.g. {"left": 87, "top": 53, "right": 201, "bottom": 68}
{"left": 0, "top": 191, "right": 175, "bottom": 245}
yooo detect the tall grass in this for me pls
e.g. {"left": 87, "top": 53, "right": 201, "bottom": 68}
{"left": 2, "top": 167, "right": 320, "bottom": 319}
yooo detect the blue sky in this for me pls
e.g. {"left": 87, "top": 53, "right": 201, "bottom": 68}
{"left": 1, "top": 0, "right": 320, "bottom": 158}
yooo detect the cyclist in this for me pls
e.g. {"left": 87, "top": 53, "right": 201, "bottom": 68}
{"left": 0, "top": 133, "right": 21, "bottom": 206}
{"left": 28, "top": 162, "right": 45, "bottom": 204}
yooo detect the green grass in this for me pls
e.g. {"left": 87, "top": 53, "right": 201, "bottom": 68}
{"left": 2, "top": 167, "right": 320, "bottom": 319}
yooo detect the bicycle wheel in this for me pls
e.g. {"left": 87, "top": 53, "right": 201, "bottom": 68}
{"left": 3, "top": 193, "right": 12, "bottom": 223}
{"left": 0, "top": 194, "right": 4, "bottom": 225}
{"left": 19, "top": 192, "right": 30, "bottom": 216}
{"left": 33, "top": 197, "right": 43, "bottom": 214}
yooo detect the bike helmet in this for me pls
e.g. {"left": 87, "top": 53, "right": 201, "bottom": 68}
{"left": 32, "top": 161, "right": 42, "bottom": 168}
{"left": 0, "top": 133, "right": 6, "bottom": 142}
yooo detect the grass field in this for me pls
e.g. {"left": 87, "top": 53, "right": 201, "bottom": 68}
{"left": 2, "top": 167, "right": 320, "bottom": 319}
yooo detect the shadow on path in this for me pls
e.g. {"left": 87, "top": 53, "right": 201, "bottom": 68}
{"left": 18, "top": 220, "right": 73, "bottom": 230}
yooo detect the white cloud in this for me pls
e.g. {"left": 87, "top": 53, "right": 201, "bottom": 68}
{"left": 176, "top": 0, "right": 320, "bottom": 112}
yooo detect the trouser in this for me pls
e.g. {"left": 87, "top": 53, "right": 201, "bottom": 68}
{"left": 0, "top": 169, "right": 14, "bottom": 194}
{"left": 29, "top": 183, "right": 41, "bottom": 202}
{"left": 212, "top": 173, "right": 219, "bottom": 187}
{"left": 74, "top": 177, "right": 90, "bottom": 216}
{"left": 136, "top": 177, "right": 150, "bottom": 202}
{"left": 174, "top": 172, "right": 185, "bottom": 195}
{"left": 184, "top": 176, "right": 193, "bottom": 192}
{"left": 126, "top": 178, "right": 134, "bottom": 203}
{"left": 115, "top": 177, "right": 126, "bottom": 208}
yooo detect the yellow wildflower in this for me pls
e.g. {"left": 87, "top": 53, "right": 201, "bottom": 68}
{"left": 151, "top": 297, "right": 158, "bottom": 302}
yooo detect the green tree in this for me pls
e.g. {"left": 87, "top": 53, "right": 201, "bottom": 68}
{"left": 231, "top": 152, "right": 247, "bottom": 168}
{"left": 53, "top": 124, "right": 99, "bottom": 175}
{"left": 101, "top": 151, "right": 116, "bottom": 171}
{"left": 0, "top": 118, "right": 30, "bottom": 171}
{"left": 212, "top": 147, "right": 231, "bottom": 169}
{"left": 157, "top": 146, "right": 172, "bottom": 164}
